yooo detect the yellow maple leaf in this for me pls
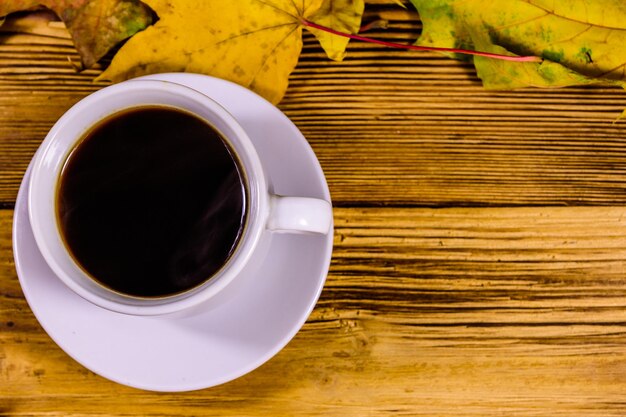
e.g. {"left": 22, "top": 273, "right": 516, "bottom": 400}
{"left": 97, "top": 0, "right": 364, "bottom": 104}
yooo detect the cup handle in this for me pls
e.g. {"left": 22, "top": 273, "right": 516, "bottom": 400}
{"left": 267, "top": 195, "right": 332, "bottom": 234}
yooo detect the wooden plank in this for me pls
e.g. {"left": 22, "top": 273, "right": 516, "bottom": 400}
{"left": 2, "top": 207, "right": 626, "bottom": 415}
{"left": 1, "top": 7, "right": 626, "bottom": 206}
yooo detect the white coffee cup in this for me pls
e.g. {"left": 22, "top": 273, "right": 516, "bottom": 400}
{"left": 28, "top": 79, "right": 332, "bottom": 316}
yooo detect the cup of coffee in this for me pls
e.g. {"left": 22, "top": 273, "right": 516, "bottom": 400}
{"left": 28, "top": 79, "right": 332, "bottom": 316}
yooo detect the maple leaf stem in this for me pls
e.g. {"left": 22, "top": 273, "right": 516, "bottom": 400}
{"left": 301, "top": 19, "right": 541, "bottom": 63}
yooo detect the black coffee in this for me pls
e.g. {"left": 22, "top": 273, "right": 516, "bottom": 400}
{"left": 57, "top": 106, "right": 247, "bottom": 297}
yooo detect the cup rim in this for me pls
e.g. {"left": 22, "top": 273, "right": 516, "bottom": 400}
{"left": 28, "top": 79, "right": 268, "bottom": 315}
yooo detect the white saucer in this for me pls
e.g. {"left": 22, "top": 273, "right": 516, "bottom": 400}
{"left": 12, "top": 73, "right": 333, "bottom": 392}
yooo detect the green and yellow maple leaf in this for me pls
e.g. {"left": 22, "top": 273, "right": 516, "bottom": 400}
{"left": 410, "top": 0, "right": 626, "bottom": 90}
{"left": 0, "top": 0, "right": 154, "bottom": 68}
{"left": 97, "top": 0, "right": 365, "bottom": 104}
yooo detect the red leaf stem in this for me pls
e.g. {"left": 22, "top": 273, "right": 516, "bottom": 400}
{"left": 302, "top": 19, "right": 541, "bottom": 63}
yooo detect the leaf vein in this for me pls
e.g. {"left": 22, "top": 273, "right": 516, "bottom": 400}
{"left": 522, "top": 0, "right": 626, "bottom": 31}
{"left": 287, "top": 0, "right": 301, "bottom": 16}
{"left": 490, "top": 12, "right": 549, "bottom": 32}
{"left": 216, "top": 22, "right": 297, "bottom": 46}
{"left": 597, "top": 62, "right": 626, "bottom": 79}
{"left": 554, "top": 24, "right": 593, "bottom": 44}
{"left": 250, "top": 24, "right": 300, "bottom": 88}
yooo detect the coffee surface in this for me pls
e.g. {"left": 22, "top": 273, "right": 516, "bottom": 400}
{"left": 57, "top": 106, "right": 246, "bottom": 297}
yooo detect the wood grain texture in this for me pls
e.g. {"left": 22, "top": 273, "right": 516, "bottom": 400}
{"left": 1, "top": 4, "right": 626, "bottom": 206}
{"left": 2, "top": 207, "right": 626, "bottom": 416}
{"left": 2, "top": 1, "right": 626, "bottom": 416}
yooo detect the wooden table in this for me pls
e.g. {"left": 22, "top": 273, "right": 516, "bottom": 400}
{"left": 2, "top": 3, "right": 626, "bottom": 416}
